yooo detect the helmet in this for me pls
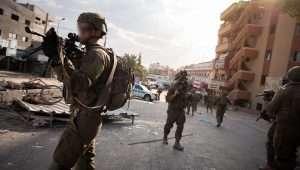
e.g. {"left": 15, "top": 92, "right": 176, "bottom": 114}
{"left": 77, "top": 12, "right": 107, "bottom": 35}
{"left": 287, "top": 66, "right": 300, "bottom": 82}
{"left": 174, "top": 70, "right": 188, "bottom": 80}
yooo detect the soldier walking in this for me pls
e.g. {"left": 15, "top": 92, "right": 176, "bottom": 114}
{"left": 43, "top": 12, "right": 111, "bottom": 170}
{"left": 163, "top": 70, "right": 189, "bottom": 151}
{"left": 214, "top": 92, "right": 231, "bottom": 128}
{"left": 264, "top": 66, "right": 300, "bottom": 170}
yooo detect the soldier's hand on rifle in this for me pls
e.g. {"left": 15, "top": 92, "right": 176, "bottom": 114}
{"left": 42, "top": 28, "right": 60, "bottom": 65}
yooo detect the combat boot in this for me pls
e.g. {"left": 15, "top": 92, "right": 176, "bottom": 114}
{"left": 162, "top": 136, "right": 168, "bottom": 145}
{"left": 173, "top": 141, "right": 184, "bottom": 151}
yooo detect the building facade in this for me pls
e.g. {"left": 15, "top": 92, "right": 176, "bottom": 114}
{"left": 0, "top": 0, "right": 54, "bottom": 52}
{"left": 148, "top": 62, "right": 175, "bottom": 77}
{"left": 0, "top": 0, "right": 55, "bottom": 74}
{"left": 183, "top": 61, "right": 213, "bottom": 84}
{"left": 215, "top": 0, "right": 300, "bottom": 110}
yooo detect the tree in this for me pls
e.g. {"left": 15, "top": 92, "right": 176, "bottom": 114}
{"left": 123, "top": 53, "right": 147, "bottom": 81}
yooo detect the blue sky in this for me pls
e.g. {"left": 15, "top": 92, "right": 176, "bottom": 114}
{"left": 20, "top": 0, "right": 237, "bottom": 68}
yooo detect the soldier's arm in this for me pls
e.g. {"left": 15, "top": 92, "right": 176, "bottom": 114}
{"left": 70, "top": 50, "right": 107, "bottom": 94}
{"left": 166, "top": 87, "right": 177, "bottom": 103}
{"left": 265, "top": 90, "right": 283, "bottom": 117}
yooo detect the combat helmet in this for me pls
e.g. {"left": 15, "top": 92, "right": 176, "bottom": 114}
{"left": 77, "top": 12, "right": 107, "bottom": 36}
{"left": 287, "top": 66, "right": 300, "bottom": 82}
{"left": 174, "top": 70, "right": 188, "bottom": 81}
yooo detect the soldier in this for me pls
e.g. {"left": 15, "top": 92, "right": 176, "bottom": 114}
{"left": 204, "top": 92, "right": 214, "bottom": 113}
{"left": 163, "top": 70, "right": 189, "bottom": 151}
{"left": 258, "top": 90, "right": 277, "bottom": 170}
{"left": 44, "top": 12, "right": 111, "bottom": 170}
{"left": 214, "top": 91, "right": 231, "bottom": 127}
{"left": 265, "top": 66, "right": 300, "bottom": 170}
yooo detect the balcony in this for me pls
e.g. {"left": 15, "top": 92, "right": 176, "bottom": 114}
{"left": 216, "top": 42, "right": 230, "bottom": 53}
{"left": 228, "top": 89, "right": 251, "bottom": 101}
{"left": 229, "top": 47, "right": 258, "bottom": 69}
{"left": 219, "top": 23, "right": 233, "bottom": 36}
{"left": 231, "top": 24, "right": 263, "bottom": 49}
{"left": 221, "top": 1, "right": 248, "bottom": 21}
{"left": 225, "top": 70, "right": 255, "bottom": 90}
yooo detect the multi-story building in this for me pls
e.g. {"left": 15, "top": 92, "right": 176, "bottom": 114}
{"left": 0, "top": 0, "right": 55, "bottom": 74}
{"left": 148, "top": 62, "right": 175, "bottom": 77}
{"left": 0, "top": 0, "right": 54, "bottom": 52}
{"left": 216, "top": 0, "right": 300, "bottom": 110}
{"left": 183, "top": 61, "right": 213, "bottom": 85}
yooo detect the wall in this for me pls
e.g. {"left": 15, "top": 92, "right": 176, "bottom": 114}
{"left": 0, "top": 0, "right": 34, "bottom": 50}
{"left": 266, "top": 13, "right": 296, "bottom": 91}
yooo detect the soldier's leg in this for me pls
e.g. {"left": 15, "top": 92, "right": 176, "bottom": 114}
{"left": 74, "top": 111, "right": 102, "bottom": 170}
{"left": 49, "top": 110, "right": 102, "bottom": 170}
{"left": 266, "top": 123, "right": 276, "bottom": 168}
{"left": 75, "top": 140, "right": 96, "bottom": 170}
{"left": 174, "top": 113, "right": 185, "bottom": 151}
{"left": 274, "top": 127, "right": 298, "bottom": 170}
{"left": 49, "top": 123, "right": 83, "bottom": 170}
{"left": 175, "top": 113, "right": 185, "bottom": 141}
{"left": 163, "top": 112, "right": 176, "bottom": 144}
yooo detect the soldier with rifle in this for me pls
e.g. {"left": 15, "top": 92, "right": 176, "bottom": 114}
{"left": 41, "top": 12, "right": 112, "bottom": 170}
{"left": 163, "top": 70, "right": 189, "bottom": 151}
{"left": 260, "top": 66, "right": 300, "bottom": 170}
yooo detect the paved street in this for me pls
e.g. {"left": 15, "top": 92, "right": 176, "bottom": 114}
{"left": 0, "top": 99, "right": 270, "bottom": 170}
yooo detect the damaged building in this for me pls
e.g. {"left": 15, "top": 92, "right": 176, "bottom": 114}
{"left": 0, "top": 0, "right": 55, "bottom": 75}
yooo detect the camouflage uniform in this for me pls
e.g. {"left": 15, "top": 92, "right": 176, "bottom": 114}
{"left": 49, "top": 13, "right": 110, "bottom": 170}
{"left": 215, "top": 95, "right": 230, "bottom": 127}
{"left": 163, "top": 71, "right": 188, "bottom": 150}
{"left": 266, "top": 66, "right": 300, "bottom": 170}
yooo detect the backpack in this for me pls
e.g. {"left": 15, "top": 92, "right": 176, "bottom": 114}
{"left": 74, "top": 47, "right": 134, "bottom": 112}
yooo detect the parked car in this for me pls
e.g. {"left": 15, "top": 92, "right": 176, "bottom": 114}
{"left": 132, "top": 83, "right": 157, "bottom": 101}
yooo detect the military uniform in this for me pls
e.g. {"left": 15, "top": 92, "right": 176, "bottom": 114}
{"left": 48, "top": 12, "right": 110, "bottom": 170}
{"left": 215, "top": 95, "right": 230, "bottom": 127}
{"left": 163, "top": 71, "right": 188, "bottom": 151}
{"left": 266, "top": 66, "right": 300, "bottom": 170}
{"left": 204, "top": 95, "right": 214, "bottom": 113}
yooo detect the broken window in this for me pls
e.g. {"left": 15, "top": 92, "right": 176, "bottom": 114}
{"left": 25, "top": 19, "right": 31, "bottom": 26}
{"left": 11, "top": 14, "right": 19, "bottom": 21}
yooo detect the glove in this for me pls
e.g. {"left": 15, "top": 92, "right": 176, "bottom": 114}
{"left": 42, "top": 28, "right": 60, "bottom": 65}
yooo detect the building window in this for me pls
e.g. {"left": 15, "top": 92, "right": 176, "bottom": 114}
{"left": 42, "top": 20, "right": 46, "bottom": 25}
{"left": 25, "top": 19, "right": 31, "bottom": 26}
{"left": 293, "top": 51, "right": 300, "bottom": 62}
{"left": 22, "top": 36, "right": 29, "bottom": 42}
{"left": 11, "top": 14, "right": 19, "bottom": 21}
{"left": 35, "top": 17, "right": 41, "bottom": 21}
{"left": 265, "top": 50, "right": 272, "bottom": 61}
{"left": 0, "top": 29, "right": 2, "bottom": 36}
{"left": 296, "top": 23, "right": 300, "bottom": 35}
{"left": 8, "top": 33, "right": 17, "bottom": 39}
{"left": 0, "top": 8, "right": 3, "bottom": 15}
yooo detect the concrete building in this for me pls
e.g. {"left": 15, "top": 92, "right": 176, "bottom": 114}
{"left": 0, "top": 0, "right": 55, "bottom": 74}
{"left": 0, "top": 0, "right": 54, "bottom": 51}
{"left": 216, "top": 0, "right": 300, "bottom": 110}
{"left": 183, "top": 61, "right": 213, "bottom": 85}
{"left": 148, "top": 62, "right": 175, "bottom": 77}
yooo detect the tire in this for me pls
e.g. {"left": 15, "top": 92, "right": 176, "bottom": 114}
{"left": 144, "top": 94, "right": 151, "bottom": 102}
